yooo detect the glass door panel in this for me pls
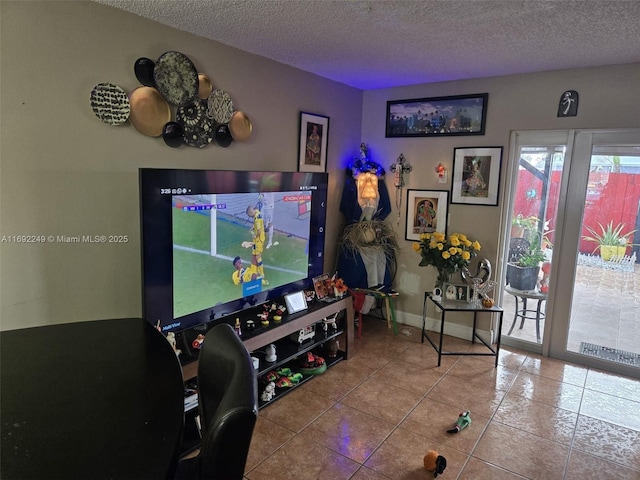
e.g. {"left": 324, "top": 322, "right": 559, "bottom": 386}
{"left": 503, "top": 141, "right": 566, "bottom": 347}
{"left": 566, "top": 142, "right": 640, "bottom": 368}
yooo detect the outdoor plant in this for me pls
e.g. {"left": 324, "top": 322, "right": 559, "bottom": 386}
{"left": 582, "top": 221, "right": 637, "bottom": 251}
{"left": 514, "top": 244, "right": 546, "bottom": 267}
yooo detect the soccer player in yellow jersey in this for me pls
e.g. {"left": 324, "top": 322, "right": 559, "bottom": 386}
{"left": 231, "top": 256, "right": 259, "bottom": 285}
{"left": 245, "top": 205, "right": 268, "bottom": 285}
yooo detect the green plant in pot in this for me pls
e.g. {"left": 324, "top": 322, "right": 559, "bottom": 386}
{"left": 507, "top": 240, "right": 545, "bottom": 291}
{"left": 582, "top": 221, "right": 637, "bottom": 261}
{"left": 511, "top": 214, "right": 539, "bottom": 244}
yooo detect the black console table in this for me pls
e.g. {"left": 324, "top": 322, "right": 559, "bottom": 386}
{"left": 1, "top": 318, "right": 184, "bottom": 480}
{"left": 421, "top": 292, "right": 504, "bottom": 367}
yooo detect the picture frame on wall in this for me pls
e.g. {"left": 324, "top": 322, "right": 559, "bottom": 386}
{"left": 385, "top": 93, "right": 488, "bottom": 138}
{"left": 451, "top": 146, "right": 503, "bottom": 206}
{"left": 405, "top": 189, "right": 449, "bottom": 241}
{"left": 298, "top": 112, "right": 329, "bottom": 172}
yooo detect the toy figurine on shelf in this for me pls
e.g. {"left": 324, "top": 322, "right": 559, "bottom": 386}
{"left": 322, "top": 313, "right": 339, "bottom": 332}
{"left": 265, "top": 344, "right": 277, "bottom": 362}
{"left": 261, "top": 382, "right": 276, "bottom": 402}
{"left": 166, "top": 332, "right": 181, "bottom": 357}
{"left": 191, "top": 334, "right": 205, "bottom": 349}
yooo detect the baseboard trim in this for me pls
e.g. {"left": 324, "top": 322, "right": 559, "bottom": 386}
{"left": 393, "top": 309, "right": 493, "bottom": 345}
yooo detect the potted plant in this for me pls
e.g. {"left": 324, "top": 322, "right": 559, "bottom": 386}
{"left": 507, "top": 239, "right": 546, "bottom": 291}
{"left": 511, "top": 214, "right": 539, "bottom": 241}
{"left": 582, "top": 221, "right": 637, "bottom": 261}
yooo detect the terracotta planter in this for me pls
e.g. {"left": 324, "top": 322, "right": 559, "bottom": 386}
{"left": 599, "top": 245, "right": 627, "bottom": 261}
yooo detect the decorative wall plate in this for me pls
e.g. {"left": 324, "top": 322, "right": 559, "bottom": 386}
{"left": 176, "top": 98, "right": 213, "bottom": 148}
{"left": 153, "top": 51, "right": 198, "bottom": 107}
{"left": 134, "top": 58, "right": 155, "bottom": 87}
{"left": 214, "top": 124, "right": 233, "bottom": 147}
{"left": 90, "top": 82, "right": 130, "bottom": 125}
{"left": 229, "top": 111, "right": 252, "bottom": 142}
{"left": 207, "top": 89, "right": 234, "bottom": 123}
{"left": 197, "top": 73, "right": 213, "bottom": 99}
{"left": 128, "top": 86, "right": 171, "bottom": 137}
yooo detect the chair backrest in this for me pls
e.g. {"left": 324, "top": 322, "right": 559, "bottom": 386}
{"left": 195, "top": 323, "right": 258, "bottom": 480}
{"left": 508, "top": 237, "right": 530, "bottom": 262}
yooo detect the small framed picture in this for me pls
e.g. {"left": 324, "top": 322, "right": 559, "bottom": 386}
{"left": 443, "top": 283, "right": 470, "bottom": 303}
{"left": 312, "top": 273, "right": 331, "bottom": 300}
{"left": 405, "top": 189, "right": 449, "bottom": 241}
{"left": 284, "top": 291, "right": 308, "bottom": 314}
{"left": 298, "top": 112, "right": 329, "bottom": 172}
{"left": 451, "top": 146, "right": 503, "bottom": 206}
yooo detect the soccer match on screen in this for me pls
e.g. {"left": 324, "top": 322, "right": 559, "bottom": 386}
{"left": 172, "top": 191, "right": 312, "bottom": 318}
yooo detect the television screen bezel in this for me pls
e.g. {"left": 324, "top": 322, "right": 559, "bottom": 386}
{"left": 139, "top": 168, "right": 328, "bottom": 334}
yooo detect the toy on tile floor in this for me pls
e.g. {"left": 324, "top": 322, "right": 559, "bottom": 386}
{"left": 423, "top": 450, "right": 447, "bottom": 477}
{"left": 447, "top": 410, "right": 471, "bottom": 433}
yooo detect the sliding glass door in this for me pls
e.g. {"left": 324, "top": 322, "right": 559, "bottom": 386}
{"left": 503, "top": 129, "right": 640, "bottom": 378}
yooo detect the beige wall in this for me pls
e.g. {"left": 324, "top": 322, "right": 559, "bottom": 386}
{"left": 2, "top": 1, "right": 639, "bottom": 332}
{"left": 0, "top": 1, "right": 362, "bottom": 330}
{"left": 362, "top": 64, "right": 640, "bottom": 323}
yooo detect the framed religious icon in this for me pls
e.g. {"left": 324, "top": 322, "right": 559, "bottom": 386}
{"left": 451, "top": 146, "right": 503, "bottom": 206}
{"left": 298, "top": 112, "right": 329, "bottom": 172}
{"left": 405, "top": 189, "right": 449, "bottom": 241}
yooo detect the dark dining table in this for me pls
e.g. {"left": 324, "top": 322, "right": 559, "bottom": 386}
{"left": 1, "top": 318, "right": 184, "bottom": 480}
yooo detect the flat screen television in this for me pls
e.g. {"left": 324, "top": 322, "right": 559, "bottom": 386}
{"left": 140, "top": 169, "right": 328, "bottom": 334}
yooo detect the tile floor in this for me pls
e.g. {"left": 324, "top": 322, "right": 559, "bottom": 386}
{"left": 244, "top": 316, "right": 640, "bottom": 479}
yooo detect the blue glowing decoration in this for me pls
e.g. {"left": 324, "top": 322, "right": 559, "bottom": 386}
{"left": 525, "top": 188, "right": 537, "bottom": 200}
{"left": 347, "top": 143, "right": 385, "bottom": 177}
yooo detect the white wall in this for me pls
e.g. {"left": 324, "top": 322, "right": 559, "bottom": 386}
{"left": 0, "top": 1, "right": 362, "bottom": 330}
{"left": 362, "top": 64, "right": 640, "bottom": 324}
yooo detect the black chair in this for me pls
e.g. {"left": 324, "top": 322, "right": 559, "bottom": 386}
{"left": 176, "top": 323, "right": 258, "bottom": 480}
{"left": 506, "top": 237, "right": 530, "bottom": 285}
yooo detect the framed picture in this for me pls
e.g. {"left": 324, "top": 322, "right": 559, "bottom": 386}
{"left": 443, "top": 283, "right": 470, "bottom": 303}
{"left": 386, "top": 93, "right": 488, "bottom": 138}
{"left": 405, "top": 189, "right": 449, "bottom": 241}
{"left": 451, "top": 146, "right": 503, "bottom": 206}
{"left": 298, "top": 112, "right": 329, "bottom": 172}
{"left": 312, "top": 273, "right": 331, "bottom": 300}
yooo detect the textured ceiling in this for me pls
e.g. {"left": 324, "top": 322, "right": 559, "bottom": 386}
{"left": 96, "top": 0, "right": 640, "bottom": 90}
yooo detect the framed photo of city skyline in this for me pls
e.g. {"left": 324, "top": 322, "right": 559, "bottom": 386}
{"left": 385, "top": 93, "right": 488, "bottom": 138}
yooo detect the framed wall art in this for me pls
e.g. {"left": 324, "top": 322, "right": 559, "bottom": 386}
{"left": 386, "top": 93, "right": 488, "bottom": 138}
{"left": 451, "top": 146, "right": 503, "bottom": 206}
{"left": 405, "top": 189, "right": 449, "bottom": 241}
{"left": 298, "top": 112, "right": 329, "bottom": 172}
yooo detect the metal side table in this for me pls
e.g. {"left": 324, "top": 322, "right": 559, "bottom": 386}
{"left": 421, "top": 292, "right": 504, "bottom": 367}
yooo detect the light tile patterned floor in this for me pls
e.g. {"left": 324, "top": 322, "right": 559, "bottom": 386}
{"left": 245, "top": 317, "right": 640, "bottom": 479}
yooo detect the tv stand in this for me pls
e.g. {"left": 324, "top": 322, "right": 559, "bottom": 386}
{"left": 180, "top": 296, "right": 354, "bottom": 455}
